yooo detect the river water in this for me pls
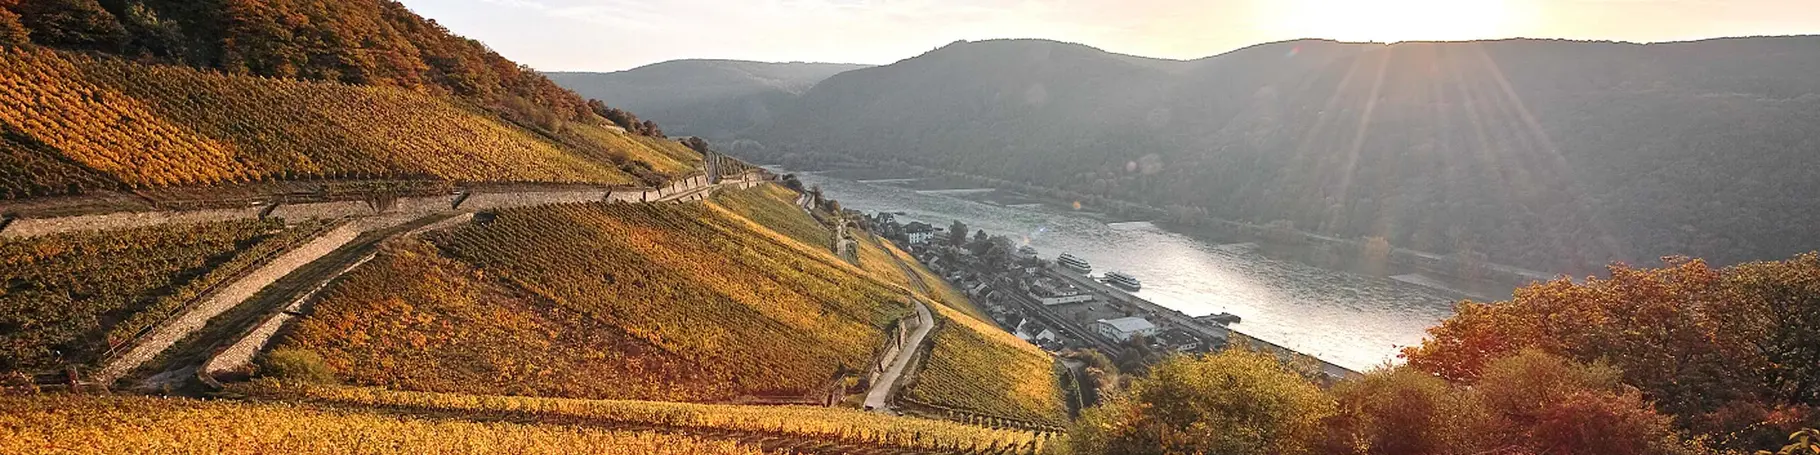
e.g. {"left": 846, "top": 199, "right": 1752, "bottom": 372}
{"left": 793, "top": 171, "right": 1460, "bottom": 372}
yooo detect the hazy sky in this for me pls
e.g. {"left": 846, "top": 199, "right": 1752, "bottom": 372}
{"left": 397, "top": 0, "right": 1820, "bottom": 72}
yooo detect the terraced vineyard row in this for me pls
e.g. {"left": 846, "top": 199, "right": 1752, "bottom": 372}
{"left": 0, "top": 47, "right": 704, "bottom": 196}
{"left": 0, "top": 395, "right": 789, "bottom": 455}
{"left": 0, "top": 127, "right": 118, "bottom": 199}
{"left": 247, "top": 384, "right": 1052, "bottom": 455}
{"left": 0, "top": 218, "right": 325, "bottom": 374}
{"left": 906, "top": 304, "right": 1070, "bottom": 427}
{"left": 703, "top": 185, "right": 1051, "bottom": 423}
{"left": 709, "top": 185, "right": 836, "bottom": 250}
{"left": 285, "top": 200, "right": 910, "bottom": 401}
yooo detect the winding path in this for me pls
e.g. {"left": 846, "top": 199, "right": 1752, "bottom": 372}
{"left": 863, "top": 301, "right": 933, "bottom": 412}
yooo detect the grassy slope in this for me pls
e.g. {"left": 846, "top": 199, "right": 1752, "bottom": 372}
{"left": 0, "top": 395, "right": 784, "bottom": 455}
{"left": 285, "top": 200, "right": 910, "bottom": 401}
{"left": 0, "top": 219, "right": 324, "bottom": 374}
{"left": 0, "top": 47, "right": 702, "bottom": 192}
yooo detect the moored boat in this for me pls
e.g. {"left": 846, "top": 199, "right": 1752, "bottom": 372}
{"left": 1056, "top": 253, "right": 1092, "bottom": 274}
{"left": 1104, "top": 271, "right": 1141, "bottom": 291}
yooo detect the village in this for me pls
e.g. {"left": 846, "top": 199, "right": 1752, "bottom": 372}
{"left": 860, "top": 211, "right": 1358, "bottom": 379}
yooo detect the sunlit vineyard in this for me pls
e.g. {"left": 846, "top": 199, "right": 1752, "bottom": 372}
{"left": 0, "top": 395, "right": 787, "bottom": 455}
{"left": 285, "top": 200, "right": 911, "bottom": 401}
{"left": 556, "top": 122, "right": 702, "bottom": 176}
{"left": 907, "top": 304, "right": 1070, "bottom": 427}
{"left": 0, "top": 47, "right": 704, "bottom": 195}
{"left": 707, "top": 185, "right": 984, "bottom": 319}
{"left": 245, "top": 383, "right": 1052, "bottom": 454}
{"left": 0, "top": 219, "right": 325, "bottom": 374}
{"left": 708, "top": 184, "right": 834, "bottom": 251}
{"left": 281, "top": 241, "right": 733, "bottom": 401}
{"left": 882, "top": 238, "right": 991, "bottom": 320}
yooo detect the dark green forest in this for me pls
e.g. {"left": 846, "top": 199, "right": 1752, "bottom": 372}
{"left": 719, "top": 37, "right": 1820, "bottom": 274}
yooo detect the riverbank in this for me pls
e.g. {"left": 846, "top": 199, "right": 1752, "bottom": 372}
{"left": 781, "top": 167, "right": 1459, "bottom": 371}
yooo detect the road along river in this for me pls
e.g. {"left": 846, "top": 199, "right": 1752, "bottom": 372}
{"left": 793, "top": 170, "right": 1462, "bottom": 372}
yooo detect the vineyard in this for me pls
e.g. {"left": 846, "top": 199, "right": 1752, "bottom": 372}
{"left": 0, "top": 218, "right": 323, "bottom": 374}
{"left": 243, "top": 383, "right": 1052, "bottom": 454}
{"left": 0, "top": 395, "right": 788, "bottom": 455}
{"left": 284, "top": 200, "right": 912, "bottom": 401}
{"left": 0, "top": 126, "right": 117, "bottom": 200}
{"left": 906, "top": 304, "right": 1070, "bottom": 427}
{"left": 708, "top": 184, "right": 836, "bottom": 251}
{"left": 0, "top": 47, "right": 701, "bottom": 196}
{"left": 879, "top": 237, "right": 990, "bottom": 320}
{"left": 279, "top": 241, "right": 732, "bottom": 401}
{"left": 706, "top": 184, "right": 984, "bottom": 320}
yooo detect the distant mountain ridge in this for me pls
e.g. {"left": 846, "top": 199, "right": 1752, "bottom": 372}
{"left": 551, "top": 60, "right": 871, "bottom": 139}
{"left": 620, "top": 37, "right": 1820, "bottom": 273}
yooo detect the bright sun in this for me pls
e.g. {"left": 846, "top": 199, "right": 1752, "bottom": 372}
{"left": 1274, "top": 0, "right": 1521, "bottom": 43}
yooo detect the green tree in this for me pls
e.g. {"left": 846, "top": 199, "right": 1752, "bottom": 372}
{"left": 1069, "top": 349, "right": 1335, "bottom": 455}
{"left": 948, "top": 220, "right": 968, "bottom": 247}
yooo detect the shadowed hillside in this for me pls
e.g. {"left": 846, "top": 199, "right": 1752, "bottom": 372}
{"left": 551, "top": 60, "right": 869, "bottom": 139}
{"left": 732, "top": 37, "right": 1820, "bottom": 274}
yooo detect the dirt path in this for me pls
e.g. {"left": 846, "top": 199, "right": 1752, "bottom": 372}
{"left": 864, "top": 301, "right": 934, "bottom": 412}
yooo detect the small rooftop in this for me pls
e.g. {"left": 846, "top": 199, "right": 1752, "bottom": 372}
{"left": 1098, "top": 316, "right": 1156, "bottom": 332}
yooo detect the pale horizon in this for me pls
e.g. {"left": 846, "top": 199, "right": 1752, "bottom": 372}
{"left": 399, "top": 0, "right": 1820, "bottom": 72}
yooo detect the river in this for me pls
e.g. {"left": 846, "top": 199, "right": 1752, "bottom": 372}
{"left": 791, "top": 170, "right": 1461, "bottom": 372}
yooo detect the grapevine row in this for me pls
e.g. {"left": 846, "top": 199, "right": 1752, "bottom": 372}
{"left": 0, "top": 47, "right": 711, "bottom": 198}
{"left": 248, "top": 383, "right": 1051, "bottom": 454}
{"left": 0, "top": 219, "right": 322, "bottom": 374}
{"left": 284, "top": 199, "right": 911, "bottom": 402}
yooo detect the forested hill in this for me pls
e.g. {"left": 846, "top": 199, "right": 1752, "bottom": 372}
{"left": 743, "top": 37, "right": 1820, "bottom": 274}
{"left": 550, "top": 60, "right": 871, "bottom": 140}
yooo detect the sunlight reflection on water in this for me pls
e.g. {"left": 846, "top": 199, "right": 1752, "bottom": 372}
{"left": 795, "top": 172, "right": 1458, "bottom": 371}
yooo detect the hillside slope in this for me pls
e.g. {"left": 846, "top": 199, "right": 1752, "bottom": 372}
{"left": 0, "top": 0, "right": 699, "bottom": 199}
{"left": 1, "top": 0, "right": 598, "bottom": 129}
{"left": 551, "top": 60, "right": 870, "bottom": 139}
{"left": 0, "top": 219, "right": 325, "bottom": 374}
{"left": 276, "top": 184, "right": 1064, "bottom": 421}
{"left": 742, "top": 37, "right": 1820, "bottom": 273}
{"left": 282, "top": 198, "right": 910, "bottom": 401}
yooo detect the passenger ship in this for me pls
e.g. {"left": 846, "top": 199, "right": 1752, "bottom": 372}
{"left": 1103, "top": 271, "right": 1142, "bottom": 292}
{"left": 1056, "top": 253, "right": 1092, "bottom": 274}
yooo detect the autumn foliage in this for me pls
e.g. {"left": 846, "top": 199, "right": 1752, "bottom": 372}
{"left": 246, "top": 383, "right": 1052, "bottom": 454}
{"left": 0, "top": 47, "right": 696, "bottom": 193}
{"left": 0, "top": 394, "right": 789, "bottom": 455}
{"left": 1403, "top": 254, "right": 1820, "bottom": 449}
{"left": 0, "top": 0, "right": 665, "bottom": 137}
{"left": 0, "top": 219, "right": 323, "bottom": 374}
{"left": 284, "top": 199, "right": 913, "bottom": 402}
{"left": 908, "top": 303, "right": 1071, "bottom": 427}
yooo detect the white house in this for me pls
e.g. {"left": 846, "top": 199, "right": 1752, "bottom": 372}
{"left": 1096, "top": 317, "right": 1159, "bottom": 342}
{"left": 904, "top": 222, "right": 934, "bottom": 244}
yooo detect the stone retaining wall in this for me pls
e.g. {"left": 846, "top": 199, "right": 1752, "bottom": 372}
{"left": 93, "top": 221, "right": 378, "bottom": 384}
{"left": 201, "top": 252, "right": 378, "bottom": 380}
{"left": 0, "top": 175, "right": 769, "bottom": 239}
